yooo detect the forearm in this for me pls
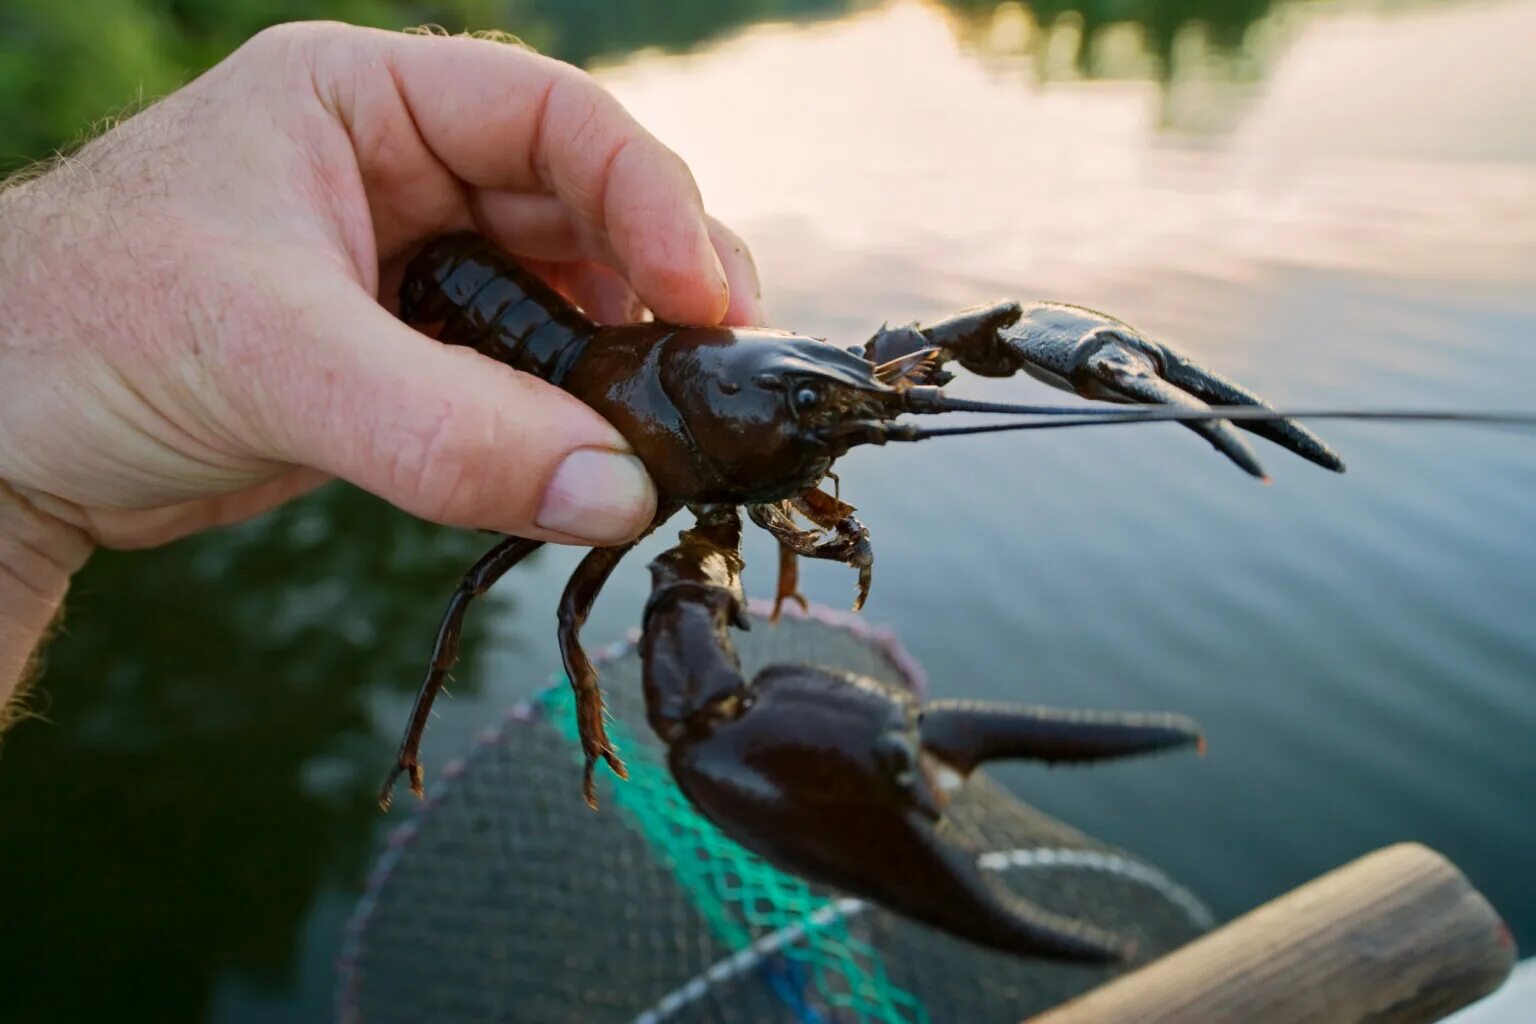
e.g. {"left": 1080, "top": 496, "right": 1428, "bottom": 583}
{"left": 0, "top": 482, "right": 93, "bottom": 718}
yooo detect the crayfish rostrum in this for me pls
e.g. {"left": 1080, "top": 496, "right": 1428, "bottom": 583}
{"left": 378, "top": 233, "right": 1505, "bottom": 962}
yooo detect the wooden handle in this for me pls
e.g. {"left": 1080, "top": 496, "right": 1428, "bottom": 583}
{"left": 1028, "top": 843, "right": 1516, "bottom": 1024}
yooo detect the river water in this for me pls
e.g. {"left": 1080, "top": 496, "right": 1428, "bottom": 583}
{"left": 1, "top": 1, "right": 1532, "bottom": 1020}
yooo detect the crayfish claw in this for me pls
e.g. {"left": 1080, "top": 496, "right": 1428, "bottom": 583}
{"left": 917, "top": 836, "right": 1131, "bottom": 963}
{"left": 1155, "top": 345, "right": 1346, "bottom": 473}
{"left": 1083, "top": 340, "right": 1271, "bottom": 479}
{"left": 666, "top": 664, "right": 1189, "bottom": 961}
{"left": 991, "top": 306, "right": 1345, "bottom": 476}
{"left": 920, "top": 701, "right": 1203, "bottom": 774}
{"left": 751, "top": 497, "right": 874, "bottom": 613}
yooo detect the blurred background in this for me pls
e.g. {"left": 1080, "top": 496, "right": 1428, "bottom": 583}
{"left": 1, "top": 0, "right": 1533, "bottom": 1021}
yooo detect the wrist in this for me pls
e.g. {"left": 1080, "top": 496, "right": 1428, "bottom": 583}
{"left": 0, "top": 481, "right": 93, "bottom": 704}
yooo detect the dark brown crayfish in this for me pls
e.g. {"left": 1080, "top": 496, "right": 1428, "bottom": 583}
{"left": 379, "top": 232, "right": 1528, "bottom": 962}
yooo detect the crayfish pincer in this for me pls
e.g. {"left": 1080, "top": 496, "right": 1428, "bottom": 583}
{"left": 644, "top": 507, "right": 1200, "bottom": 961}
{"left": 379, "top": 232, "right": 1528, "bottom": 960}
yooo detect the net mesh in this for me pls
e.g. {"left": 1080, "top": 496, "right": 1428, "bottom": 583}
{"left": 340, "top": 603, "right": 1210, "bottom": 1024}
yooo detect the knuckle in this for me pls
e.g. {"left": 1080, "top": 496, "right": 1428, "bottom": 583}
{"left": 544, "top": 56, "right": 590, "bottom": 90}
{"left": 247, "top": 20, "right": 350, "bottom": 55}
{"left": 549, "top": 74, "right": 615, "bottom": 150}
{"left": 544, "top": 57, "right": 598, "bottom": 96}
{"left": 235, "top": 21, "right": 355, "bottom": 98}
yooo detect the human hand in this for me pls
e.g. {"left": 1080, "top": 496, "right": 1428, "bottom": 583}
{"left": 0, "top": 22, "right": 763, "bottom": 689}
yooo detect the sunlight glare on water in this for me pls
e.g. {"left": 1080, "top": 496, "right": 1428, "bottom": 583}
{"left": 554, "top": 0, "right": 1536, "bottom": 953}
{"left": 600, "top": 0, "right": 1536, "bottom": 300}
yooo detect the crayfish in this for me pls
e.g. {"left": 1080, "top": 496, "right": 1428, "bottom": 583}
{"left": 379, "top": 233, "right": 1526, "bottom": 962}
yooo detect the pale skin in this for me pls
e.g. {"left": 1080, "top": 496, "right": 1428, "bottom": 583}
{"left": 0, "top": 23, "right": 764, "bottom": 706}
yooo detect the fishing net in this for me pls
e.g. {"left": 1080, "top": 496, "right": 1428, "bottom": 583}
{"left": 339, "top": 601, "right": 1212, "bottom": 1024}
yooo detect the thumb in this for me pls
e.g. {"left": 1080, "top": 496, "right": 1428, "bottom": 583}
{"left": 245, "top": 284, "right": 656, "bottom": 544}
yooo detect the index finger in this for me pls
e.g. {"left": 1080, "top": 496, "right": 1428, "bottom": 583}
{"left": 328, "top": 28, "right": 729, "bottom": 324}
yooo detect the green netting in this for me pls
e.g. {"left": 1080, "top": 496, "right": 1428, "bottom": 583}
{"left": 540, "top": 681, "right": 931, "bottom": 1024}
{"left": 342, "top": 605, "right": 1211, "bottom": 1024}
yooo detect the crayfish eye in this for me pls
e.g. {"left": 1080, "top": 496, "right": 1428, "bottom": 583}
{"left": 793, "top": 384, "right": 823, "bottom": 411}
{"left": 873, "top": 732, "right": 919, "bottom": 788}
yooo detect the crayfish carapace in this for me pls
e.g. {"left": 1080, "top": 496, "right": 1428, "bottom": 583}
{"left": 379, "top": 232, "right": 1527, "bottom": 961}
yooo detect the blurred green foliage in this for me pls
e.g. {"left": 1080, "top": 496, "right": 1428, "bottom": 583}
{"left": 0, "top": 0, "right": 1291, "bottom": 175}
{"left": 0, "top": 0, "right": 850, "bottom": 174}
{"left": 0, "top": 0, "right": 178, "bottom": 169}
{"left": 0, "top": 0, "right": 498, "bottom": 171}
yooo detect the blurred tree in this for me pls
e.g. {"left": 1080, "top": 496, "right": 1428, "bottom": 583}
{"left": 943, "top": 0, "right": 1277, "bottom": 82}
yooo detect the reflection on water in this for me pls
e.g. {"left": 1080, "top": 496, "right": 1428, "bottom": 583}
{"left": 607, "top": 0, "right": 1534, "bottom": 291}
{"left": 476, "top": 0, "right": 1286, "bottom": 81}
{"left": 2, "top": 1, "right": 1534, "bottom": 1020}
{"left": 0, "top": 488, "right": 505, "bottom": 1021}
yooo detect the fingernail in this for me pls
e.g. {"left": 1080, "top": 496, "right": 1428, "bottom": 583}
{"left": 536, "top": 449, "right": 656, "bottom": 543}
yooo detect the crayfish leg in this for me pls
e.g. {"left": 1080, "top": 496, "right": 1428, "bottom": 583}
{"left": 770, "top": 542, "right": 809, "bottom": 623}
{"left": 747, "top": 495, "right": 875, "bottom": 612}
{"left": 873, "top": 347, "right": 950, "bottom": 389}
{"left": 792, "top": 489, "right": 874, "bottom": 611}
{"left": 556, "top": 502, "right": 682, "bottom": 809}
{"left": 558, "top": 543, "right": 637, "bottom": 808}
{"left": 380, "top": 536, "right": 544, "bottom": 811}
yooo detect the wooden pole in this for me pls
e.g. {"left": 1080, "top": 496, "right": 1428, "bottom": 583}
{"left": 1028, "top": 843, "right": 1516, "bottom": 1024}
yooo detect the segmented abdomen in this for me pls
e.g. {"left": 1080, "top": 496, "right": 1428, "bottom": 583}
{"left": 398, "top": 233, "right": 593, "bottom": 385}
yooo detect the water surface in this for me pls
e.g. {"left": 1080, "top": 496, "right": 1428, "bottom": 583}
{"left": 1, "top": 2, "right": 1532, "bottom": 1020}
